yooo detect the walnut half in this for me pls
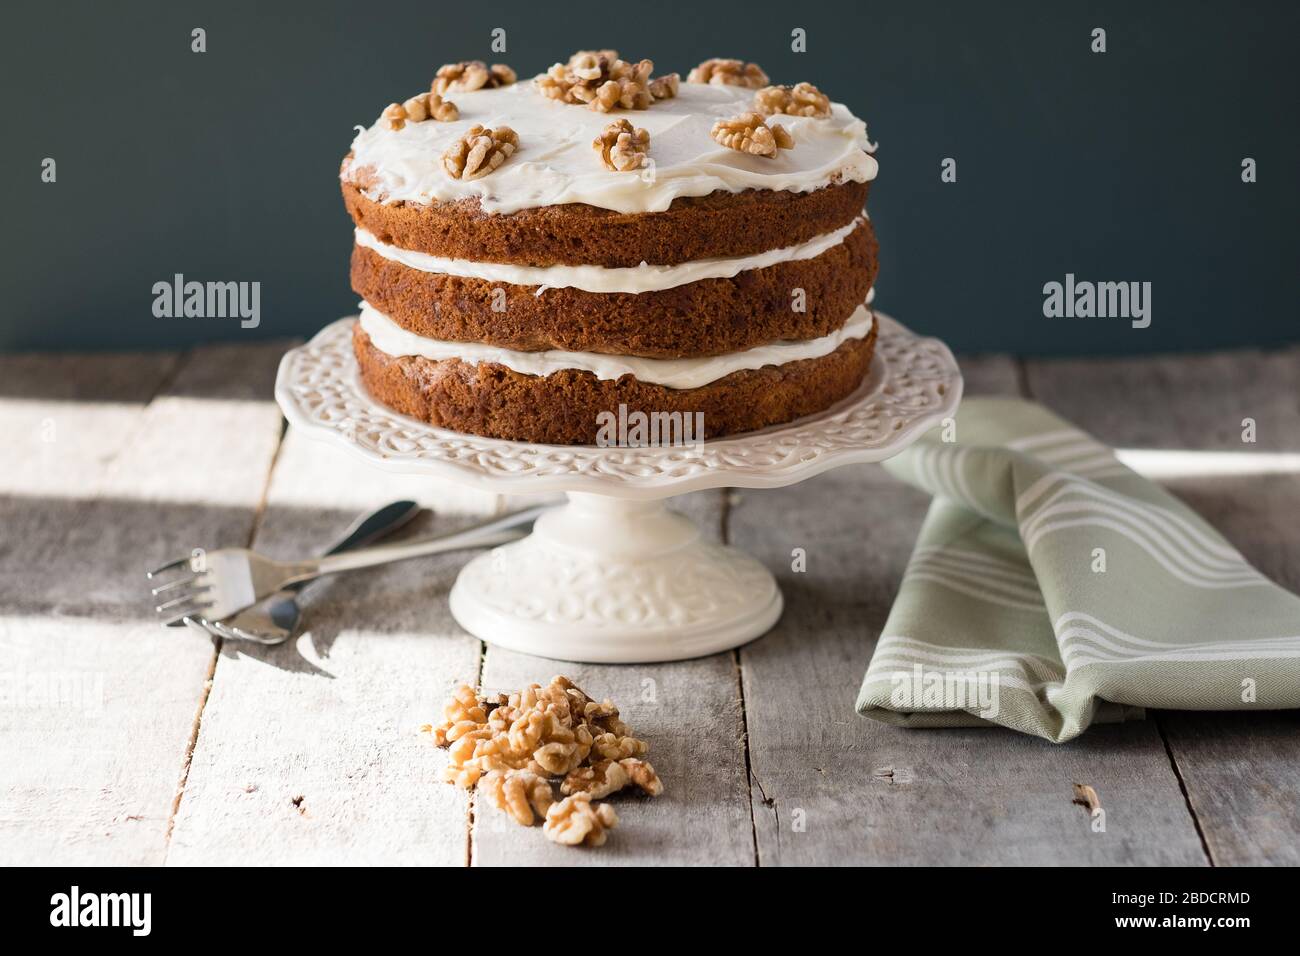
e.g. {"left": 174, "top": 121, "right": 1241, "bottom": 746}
{"left": 593, "top": 119, "right": 650, "bottom": 172}
{"left": 429, "top": 683, "right": 488, "bottom": 742}
{"left": 382, "top": 103, "right": 407, "bottom": 131}
{"left": 591, "top": 731, "right": 649, "bottom": 761}
{"left": 543, "top": 793, "right": 619, "bottom": 847}
{"left": 413, "top": 91, "right": 459, "bottom": 122}
{"left": 562, "top": 759, "right": 630, "bottom": 799}
{"left": 442, "top": 125, "right": 519, "bottom": 180}
{"left": 754, "top": 82, "right": 831, "bottom": 118}
{"left": 432, "top": 60, "right": 517, "bottom": 94}
{"left": 648, "top": 73, "right": 680, "bottom": 101}
{"left": 561, "top": 756, "right": 665, "bottom": 798}
{"left": 383, "top": 91, "right": 459, "bottom": 131}
{"left": 687, "top": 57, "right": 769, "bottom": 88}
{"left": 619, "top": 757, "right": 664, "bottom": 796}
{"left": 711, "top": 112, "right": 794, "bottom": 158}
{"left": 479, "top": 769, "right": 555, "bottom": 826}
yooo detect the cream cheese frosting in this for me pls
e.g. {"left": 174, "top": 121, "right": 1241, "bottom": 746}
{"left": 358, "top": 298, "right": 875, "bottom": 389}
{"left": 355, "top": 218, "right": 865, "bottom": 294}
{"left": 343, "top": 79, "right": 877, "bottom": 215}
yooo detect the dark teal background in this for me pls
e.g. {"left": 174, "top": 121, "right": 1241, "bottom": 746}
{"left": 3, "top": 0, "right": 1296, "bottom": 355}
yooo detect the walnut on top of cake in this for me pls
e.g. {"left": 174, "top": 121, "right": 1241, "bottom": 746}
{"left": 342, "top": 49, "right": 877, "bottom": 221}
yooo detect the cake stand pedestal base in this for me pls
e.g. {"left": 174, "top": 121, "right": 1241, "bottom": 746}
{"left": 448, "top": 492, "right": 783, "bottom": 663}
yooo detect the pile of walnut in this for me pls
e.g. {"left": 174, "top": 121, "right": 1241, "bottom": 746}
{"left": 427, "top": 676, "right": 663, "bottom": 848}
{"left": 538, "top": 49, "right": 678, "bottom": 112}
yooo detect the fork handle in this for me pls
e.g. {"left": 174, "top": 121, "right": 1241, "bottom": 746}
{"left": 283, "top": 505, "right": 549, "bottom": 583}
{"left": 283, "top": 499, "right": 422, "bottom": 592}
{"left": 326, "top": 500, "right": 422, "bottom": 557}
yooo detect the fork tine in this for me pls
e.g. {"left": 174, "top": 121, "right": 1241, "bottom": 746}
{"left": 146, "top": 556, "right": 193, "bottom": 579}
{"left": 160, "top": 601, "right": 214, "bottom": 627}
{"left": 154, "top": 588, "right": 212, "bottom": 614}
{"left": 150, "top": 574, "right": 201, "bottom": 597}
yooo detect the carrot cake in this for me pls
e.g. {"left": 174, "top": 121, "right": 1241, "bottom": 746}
{"left": 340, "top": 52, "right": 879, "bottom": 444}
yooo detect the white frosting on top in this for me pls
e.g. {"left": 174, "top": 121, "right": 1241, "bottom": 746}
{"left": 355, "top": 218, "right": 864, "bottom": 294}
{"left": 358, "top": 299, "right": 875, "bottom": 389}
{"left": 343, "top": 79, "right": 876, "bottom": 215}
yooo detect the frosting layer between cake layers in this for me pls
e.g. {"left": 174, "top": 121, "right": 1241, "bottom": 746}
{"left": 354, "top": 218, "right": 865, "bottom": 294}
{"left": 358, "top": 297, "right": 875, "bottom": 390}
{"left": 351, "top": 320, "right": 877, "bottom": 445}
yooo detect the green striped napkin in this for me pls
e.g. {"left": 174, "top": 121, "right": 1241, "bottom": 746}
{"left": 856, "top": 397, "right": 1300, "bottom": 742}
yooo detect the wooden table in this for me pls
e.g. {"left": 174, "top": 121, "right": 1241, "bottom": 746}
{"left": 3, "top": 342, "right": 1298, "bottom": 866}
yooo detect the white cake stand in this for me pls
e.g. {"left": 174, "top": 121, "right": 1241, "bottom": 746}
{"left": 274, "top": 313, "right": 962, "bottom": 663}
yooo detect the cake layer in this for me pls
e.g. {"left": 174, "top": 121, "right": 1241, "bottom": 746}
{"left": 354, "top": 218, "right": 867, "bottom": 294}
{"left": 342, "top": 79, "right": 876, "bottom": 216}
{"left": 357, "top": 300, "right": 875, "bottom": 388}
{"left": 352, "top": 322, "right": 877, "bottom": 445}
{"left": 341, "top": 178, "right": 869, "bottom": 268}
{"left": 350, "top": 220, "right": 878, "bottom": 358}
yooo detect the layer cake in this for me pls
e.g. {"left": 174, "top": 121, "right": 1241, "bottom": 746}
{"left": 340, "top": 53, "right": 880, "bottom": 444}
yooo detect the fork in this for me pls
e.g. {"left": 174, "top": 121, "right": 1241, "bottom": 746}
{"left": 184, "top": 499, "right": 422, "bottom": 645}
{"left": 147, "top": 504, "right": 549, "bottom": 628}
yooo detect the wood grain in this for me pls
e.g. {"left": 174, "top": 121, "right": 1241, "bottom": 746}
{"left": 166, "top": 430, "right": 496, "bottom": 865}
{"left": 0, "top": 344, "right": 286, "bottom": 864}
{"left": 1026, "top": 346, "right": 1300, "bottom": 865}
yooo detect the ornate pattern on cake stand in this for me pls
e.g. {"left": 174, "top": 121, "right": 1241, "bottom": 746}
{"left": 275, "top": 313, "right": 963, "bottom": 663}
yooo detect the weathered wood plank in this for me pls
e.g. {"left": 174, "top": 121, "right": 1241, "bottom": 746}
{"left": 471, "top": 490, "right": 755, "bottom": 867}
{"left": 166, "top": 430, "right": 494, "bottom": 865}
{"left": 1154, "top": 711, "right": 1300, "bottom": 866}
{"left": 0, "top": 352, "right": 179, "bottom": 501}
{"left": 1026, "top": 346, "right": 1300, "bottom": 865}
{"left": 1024, "top": 349, "right": 1300, "bottom": 456}
{"left": 0, "top": 353, "right": 179, "bottom": 605}
{"left": 731, "top": 356, "right": 1207, "bottom": 865}
{"left": 0, "top": 344, "right": 287, "bottom": 865}
{"left": 952, "top": 352, "right": 1022, "bottom": 399}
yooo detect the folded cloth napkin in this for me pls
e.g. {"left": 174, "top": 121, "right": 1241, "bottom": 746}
{"left": 856, "top": 397, "right": 1300, "bottom": 742}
